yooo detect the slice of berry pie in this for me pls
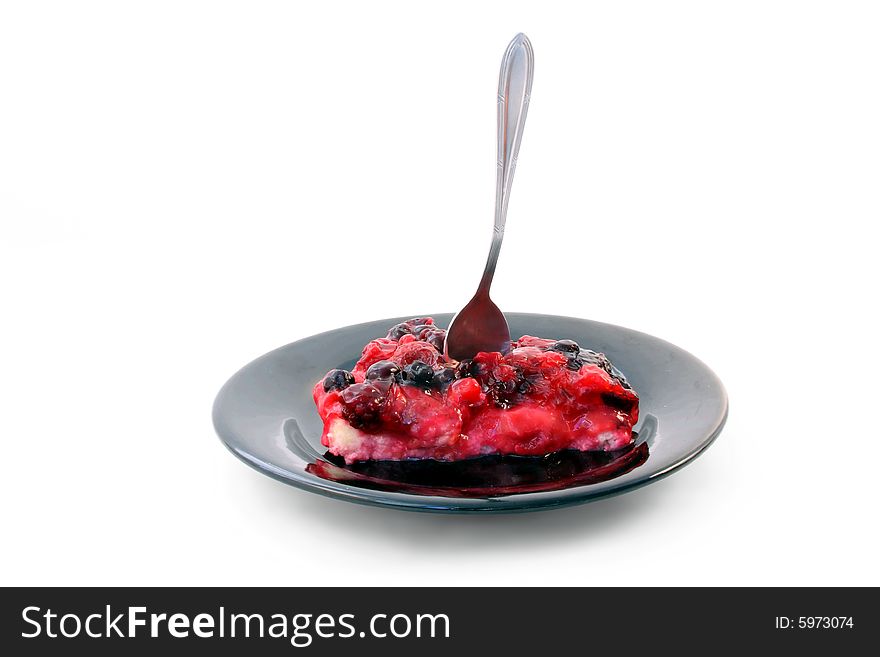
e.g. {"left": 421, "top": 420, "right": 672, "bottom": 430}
{"left": 313, "top": 317, "right": 639, "bottom": 463}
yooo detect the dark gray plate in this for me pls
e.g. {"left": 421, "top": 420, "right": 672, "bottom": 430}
{"left": 212, "top": 313, "right": 728, "bottom": 513}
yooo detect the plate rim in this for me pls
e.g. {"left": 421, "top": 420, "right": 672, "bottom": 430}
{"left": 213, "top": 312, "right": 729, "bottom": 513}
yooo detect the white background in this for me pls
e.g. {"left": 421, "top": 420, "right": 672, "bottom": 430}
{"left": 2, "top": 1, "right": 878, "bottom": 586}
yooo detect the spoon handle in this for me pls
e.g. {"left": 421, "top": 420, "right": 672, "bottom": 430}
{"left": 478, "top": 33, "right": 534, "bottom": 295}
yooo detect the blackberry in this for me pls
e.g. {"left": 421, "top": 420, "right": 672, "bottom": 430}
{"left": 497, "top": 379, "right": 517, "bottom": 395}
{"left": 487, "top": 385, "right": 513, "bottom": 408}
{"left": 365, "top": 360, "right": 401, "bottom": 381}
{"left": 455, "top": 358, "right": 478, "bottom": 379}
{"left": 322, "top": 369, "right": 355, "bottom": 392}
{"left": 549, "top": 339, "right": 581, "bottom": 356}
{"left": 579, "top": 349, "right": 615, "bottom": 375}
{"left": 399, "top": 360, "right": 434, "bottom": 388}
{"left": 576, "top": 348, "right": 632, "bottom": 388}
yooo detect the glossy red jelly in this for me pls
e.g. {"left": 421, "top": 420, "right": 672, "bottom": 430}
{"left": 313, "top": 318, "right": 639, "bottom": 463}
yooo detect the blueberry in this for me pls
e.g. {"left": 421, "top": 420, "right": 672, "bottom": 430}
{"left": 399, "top": 360, "right": 434, "bottom": 387}
{"left": 322, "top": 369, "right": 355, "bottom": 392}
{"left": 387, "top": 323, "right": 413, "bottom": 340}
{"left": 487, "top": 383, "right": 514, "bottom": 409}
{"left": 549, "top": 339, "right": 580, "bottom": 356}
{"left": 432, "top": 367, "right": 456, "bottom": 390}
{"left": 365, "top": 360, "right": 401, "bottom": 381}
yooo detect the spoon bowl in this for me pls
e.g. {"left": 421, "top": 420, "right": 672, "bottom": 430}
{"left": 445, "top": 293, "right": 510, "bottom": 360}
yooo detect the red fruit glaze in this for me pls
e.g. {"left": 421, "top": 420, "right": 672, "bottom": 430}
{"left": 313, "top": 318, "right": 639, "bottom": 463}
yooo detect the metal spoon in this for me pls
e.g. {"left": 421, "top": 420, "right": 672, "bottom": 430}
{"left": 444, "top": 33, "right": 534, "bottom": 361}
